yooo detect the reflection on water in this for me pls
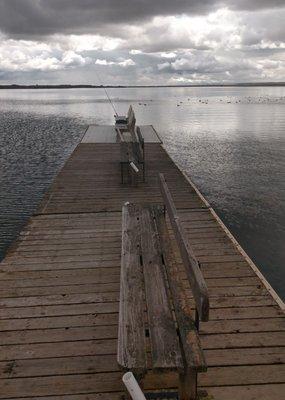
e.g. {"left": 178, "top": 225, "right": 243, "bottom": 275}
{"left": 0, "top": 87, "right": 284, "bottom": 300}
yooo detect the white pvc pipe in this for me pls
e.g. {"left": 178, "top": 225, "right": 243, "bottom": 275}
{"left": 122, "top": 372, "right": 147, "bottom": 400}
{"left": 130, "top": 162, "right": 139, "bottom": 173}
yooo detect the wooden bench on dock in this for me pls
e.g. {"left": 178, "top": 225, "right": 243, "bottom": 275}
{"left": 115, "top": 106, "right": 145, "bottom": 184}
{"left": 120, "top": 126, "right": 145, "bottom": 185}
{"left": 115, "top": 105, "right": 136, "bottom": 135}
{"left": 118, "top": 173, "right": 210, "bottom": 400}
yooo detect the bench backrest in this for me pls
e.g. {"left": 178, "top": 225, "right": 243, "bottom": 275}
{"left": 136, "top": 126, "right": 144, "bottom": 149}
{"left": 133, "top": 126, "right": 144, "bottom": 162}
{"left": 159, "top": 173, "right": 209, "bottom": 322}
{"left": 127, "top": 105, "right": 136, "bottom": 133}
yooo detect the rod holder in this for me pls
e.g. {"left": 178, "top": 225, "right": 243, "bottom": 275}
{"left": 122, "top": 372, "right": 146, "bottom": 400}
{"left": 130, "top": 162, "right": 139, "bottom": 173}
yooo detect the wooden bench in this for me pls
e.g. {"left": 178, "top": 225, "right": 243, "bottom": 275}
{"left": 116, "top": 105, "right": 136, "bottom": 137}
{"left": 118, "top": 174, "right": 209, "bottom": 400}
{"left": 120, "top": 126, "right": 145, "bottom": 185}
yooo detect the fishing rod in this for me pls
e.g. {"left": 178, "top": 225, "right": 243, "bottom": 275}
{"left": 95, "top": 64, "right": 140, "bottom": 176}
{"left": 94, "top": 65, "right": 118, "bottom": 116}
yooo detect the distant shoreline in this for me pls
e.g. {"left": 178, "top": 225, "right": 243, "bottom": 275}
{"left": 0, "top": 82, "right": 285, "bottom": 89}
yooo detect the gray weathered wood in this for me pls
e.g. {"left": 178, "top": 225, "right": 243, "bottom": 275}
{"left": 135, "top": 127, "right": 145, "bottom": 161}
{"left": 159, "top": 173, "right": 209, "bottom": 321}
{"left": 117, "top": 203, "right": 147, "bottom": 375}
{"left": 154, "top": 207, "right": 206, "bottom": 372}
{"left": 120, "top": 142, "right": 130, "bottom": 162}
{"left": 136, "top": 126, "right": 144, "bottom": 148}
{"left": 118, "top": 110, "right": 145, "bottom": 184}
{"left": 120, "top": 142, "right": 139, "bottom": 185}
{"left": 140, "top": 206, "right": 183, "bottom": 370}
{"left": 127, "top": 105, "right": 136, "bottom": 133}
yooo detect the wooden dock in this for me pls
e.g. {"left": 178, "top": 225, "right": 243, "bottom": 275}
{"left": 0, "top": 124, "right": 284, "bottom": 399}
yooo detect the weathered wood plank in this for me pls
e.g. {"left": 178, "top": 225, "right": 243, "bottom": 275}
{"left": 0, "top": 325, "right": 118, "bottom": 345}
{"left": 159, "top": 173, "right": 209, "bottom": 321}
{"left": 154, "top": 207, "right": 206, "bottom": 371}
{"left": 205, "top": 384, "right": 285, "bottom": 400}
{"left": 0, "top": 282, "right": 120, "bottom": 298}
{"left": 0, "top": 393, "right": 123, "bottom": 400}
{"left": 140, "top": 206, "right": 182, "bottom": 370}
{"left": 0, "top": 339, "right": 118, "bottom": 361}
{"left": 0, "top": 372, "right": 124, "bottom": 398}
{"left": 2, "top": 254, "right": 121, "bottom": 265}
{"left": 0, "top": 354, "right": 119, "bottom": 379}
{"left": 8, "top": 247, "right": 121, "bottom": 258}
{"left": 200, "top": 317, "right": 285, "bottom": 334}
{"left": 200, "top": 364, "right": 285, "bottom": 386}
{"left": 117, "top": 203, "right": 147, "bottom": 374}
{"left": 0, "top": 267, "right": 120, "bottom": 281}
{"left": 208, "top": 305, "right": 283, "bottom": 320}
{"left": 0, "top": 273, "right": 120, "bottom": 288}
{"left": 1, "top": 260, "right": 120, "bottom": 271}
{"left": 205, "top": 346, "right": 285, "bottom": 366}
{"left": 0, "top": 292, "right": 119, "bottom": 308}
{"left": 14, "top": 242, "right": 121, "bottom": 253}
{"left": 0, "top": 313, "right": 118, "bottom": 331}
{"left": 201, "top": 331, "right": 285, "bottom": 349}
{"left": 0, "top": 302, "right": 118, "bottom": 319}
{"left": 188, "top": 295, "right": 276, "bottom": 308}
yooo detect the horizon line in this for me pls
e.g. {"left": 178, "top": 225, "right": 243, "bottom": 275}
{"left": 0, "top": 82, "right": 285, "bottom": 89}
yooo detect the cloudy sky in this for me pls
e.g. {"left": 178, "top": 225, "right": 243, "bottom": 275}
{"left": 0, "top": 0, "right": 284, "bottom": 85}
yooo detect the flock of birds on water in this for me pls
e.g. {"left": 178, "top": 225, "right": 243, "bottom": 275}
{"left": 137, "top": 96, "right": 285, "bottom": 107}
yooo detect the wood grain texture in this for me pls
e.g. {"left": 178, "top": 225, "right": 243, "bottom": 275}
{"left": 154, "top": 207, "right": 206, "bottom": 372}
{"left": 117, "top": 203, "right": 147, "bottom": 374}
{"left": 159, "top": 173, "right": 209, "bottom": 321}
{"left": 140, "top": 206, "right": 182, "bottom": 370}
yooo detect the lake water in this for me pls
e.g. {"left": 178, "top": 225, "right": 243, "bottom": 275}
{"left": 0, "top": 86, "right": 284, "bottom": 300}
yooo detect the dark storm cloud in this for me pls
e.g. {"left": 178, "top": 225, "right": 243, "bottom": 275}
{"left": 0, "top": 0, "right": 284, "bottom": 38}
{"left": 227, "top": 0, "right": 285, "bottom": 11}
{"left": 0, "top": 0, "right": 215, "bottom": 37}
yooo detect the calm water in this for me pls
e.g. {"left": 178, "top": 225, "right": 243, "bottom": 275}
{"left": 0, "top": 87, "right": 284, "bottom": 300}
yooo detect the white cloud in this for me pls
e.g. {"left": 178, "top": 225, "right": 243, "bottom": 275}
{"left": 95, "top": 59, "right": 115, "bottom": 66}
{"left": 129, "top": 49, "right": 142, "bottom": 55}
{"left": 68, "top": 35, "right": 124, "bottom": 52}
{"left": 0, "top": 36, "right": 91, "bottom": 73}
{"left": 61, "top": 51, "right": 91, "bottom": 67}
{"left": 160, "top": 52, "right": 177, "bottom": 58}
{"left": 95, "top": 58, "right": 135, "bottom": 67}
{"left": 118, "top": 58, "right": 136, "bottom": 67}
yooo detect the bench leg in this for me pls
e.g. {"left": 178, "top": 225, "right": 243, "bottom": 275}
{"left": 142, "top": 163, "right": 146, "bottom": 183}
{"left": 179, "top": 368, "right": 197, "bottom": 400}
{"left": 121, "top": 163, "right": 124, "bottom": 184}
{"left": 130, "top": 166, "right": 138, "bottom": 186}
